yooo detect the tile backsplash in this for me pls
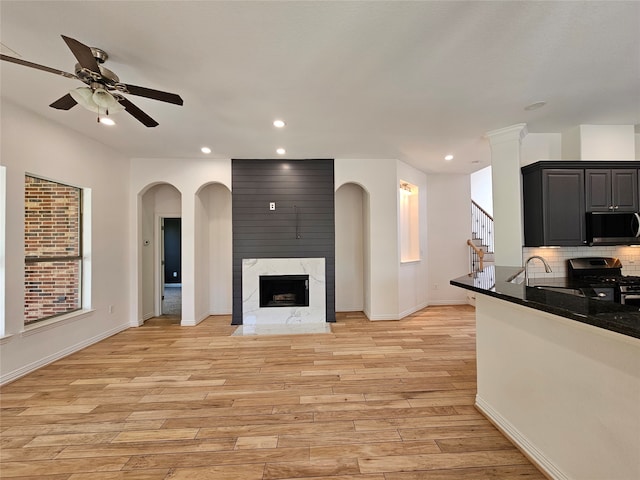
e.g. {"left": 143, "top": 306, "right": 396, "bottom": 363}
{"left": 522, "top": 245, "right": 640, "bottom": 279}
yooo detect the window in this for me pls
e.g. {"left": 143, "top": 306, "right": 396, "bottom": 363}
{"left": 24, "top": 175, "right": 82, "bottom": 324}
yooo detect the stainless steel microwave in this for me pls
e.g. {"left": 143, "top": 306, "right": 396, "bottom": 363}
{"left": 586, "top": 212, "right": 640, "bottom": 245}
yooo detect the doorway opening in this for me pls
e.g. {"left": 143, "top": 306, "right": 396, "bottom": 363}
{"left": 162, "top": 217, "right": 182, "bottom": 316}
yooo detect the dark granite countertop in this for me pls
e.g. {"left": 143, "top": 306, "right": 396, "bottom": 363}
{"left": 450, "top": 266, "right": 640, "bottom": 340}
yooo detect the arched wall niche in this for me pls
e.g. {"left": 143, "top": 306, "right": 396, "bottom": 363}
{"left": 335, "top": 182, "right": 370, "bottom": 315}
{"left": 194, "top": 182, "right": 233, "bottom": 321}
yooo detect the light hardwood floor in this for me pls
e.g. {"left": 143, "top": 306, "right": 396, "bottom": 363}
{"left": 0, "top": 306, "right": 545, "bottom": 479}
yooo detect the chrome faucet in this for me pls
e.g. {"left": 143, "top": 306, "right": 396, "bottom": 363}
{"left": 524, "top": 255, "right": 552, "bottom": 285}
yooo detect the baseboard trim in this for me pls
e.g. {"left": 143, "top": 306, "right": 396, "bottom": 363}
{"left": 1, "top": 323, "right": 130, "bottom": 386}
{"left": 475, "top": 395, "right": 568, "bottom": 480}
{"left": 427, "top": 300, "right": 469, "bottom": 306}
{"left": 398, "top": 301, "right": 429, "bottom": 319}
{"left": 181, "top": 312, "right": 209, "bottom": 327}
{"left": 367, "top": 313, "right": 401, "bottom": 321}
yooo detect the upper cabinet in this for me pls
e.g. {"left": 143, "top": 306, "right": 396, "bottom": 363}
{"left": 522, "top": 161, "right": 640, "bottom": 247}
{"left": 522, "top": 166, "right": 586, "bottom": 247}
{"left": 585, "top": 169, "right": 638, "bottom": 212}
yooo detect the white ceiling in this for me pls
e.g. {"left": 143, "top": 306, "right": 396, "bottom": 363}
{"left": 1, "top": 1, "right": 639, "bottom": 174}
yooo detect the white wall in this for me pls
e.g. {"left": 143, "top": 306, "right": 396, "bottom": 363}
{"left": 521, "top": 132, "right": 562, "bottom": 166}
{"left": 206, "top": 183, "right": 232, "bottom": 315}
{"left": 335, "top": 159, "right": 401, "bottom": 319}
{"left": 397, "top": 161, "right": 429, "bottom": 316}
{"left": 426, "top": 174, "right": 471, "bottom": 305}
{"left": 470, "top": 166, "right": 493, "bottom": 216}
{"left": 140, "top": 191, "right": 155, "bottom": 319}
{"left": 562, "top": 124, "right": 636, "bottom": 160}
{"left": 335, "top": 183, "right": 365, "bottom": 312}
{"left": 1, "top": 100, "right": 130, "bottom": 384}
{"left": 579, "top": 124, "right": 636, "bottom": 160}
{"left": 130, "top": 158, "right": 231, "bottom": 326}
{"left": 195, "top": 187, "right": 209, "bottom": 321}
{"left": 0, "top": 166, "right": 5, "bottom": 337}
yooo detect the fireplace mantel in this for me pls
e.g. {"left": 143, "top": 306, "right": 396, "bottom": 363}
{"left": 241, "top": 258, "right": 327, "bottom": 329}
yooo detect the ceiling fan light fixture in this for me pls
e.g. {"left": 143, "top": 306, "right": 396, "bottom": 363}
{"left": 69, "top": 86, "right": 124, "bottom": 115}
{"left": 92, "top": 87, "right": 124, "bottom": 113}
{"left": 99, "top": 117, "right": 116, "bottom": 126}
{"left": 70, "top": 86, "right": 100, "bottom": 112}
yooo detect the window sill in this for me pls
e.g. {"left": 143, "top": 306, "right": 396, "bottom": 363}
{"left": 21, "top": 309, "right": 95, "bottom": 337}
{"left": 401, "top": 259, "right": 421, "bottom": 265}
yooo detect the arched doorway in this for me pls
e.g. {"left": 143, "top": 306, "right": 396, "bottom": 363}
{"left": 139, "top": 183, "right": 182, "bottom": 322}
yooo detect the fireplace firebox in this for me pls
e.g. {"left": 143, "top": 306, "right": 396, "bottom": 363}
{"left": 259, "top": 275, "right": 309, "bottom": 307}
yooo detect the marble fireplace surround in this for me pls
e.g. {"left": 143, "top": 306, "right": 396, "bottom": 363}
{"left": 238, "top": 257, "right": 329, "bottom": 335}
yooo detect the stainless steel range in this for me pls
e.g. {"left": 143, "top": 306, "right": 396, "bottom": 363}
{"left": 618, "top": 277, "right": 640, "bottom": 306}
{"left": 568, "top": 257, "right": 640, "bottom": 306}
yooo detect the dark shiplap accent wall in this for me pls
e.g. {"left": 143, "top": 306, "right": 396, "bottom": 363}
{"left": 232, "top": 159, "right": 335, "bottom": 324}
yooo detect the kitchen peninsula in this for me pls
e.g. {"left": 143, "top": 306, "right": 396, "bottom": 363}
{"left": 451, "top": 266, "right": 640, "bottom": 480}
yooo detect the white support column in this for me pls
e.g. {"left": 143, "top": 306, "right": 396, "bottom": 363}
{"left": 486, "top": 124, "right": 528, "bottom": 267}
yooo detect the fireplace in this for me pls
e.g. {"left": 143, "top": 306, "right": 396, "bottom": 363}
{"left": 260, "top": 275, "right": 309, "bottom": 307}
{"left": 241, "top": 258, "right": 326, "bottom": 326}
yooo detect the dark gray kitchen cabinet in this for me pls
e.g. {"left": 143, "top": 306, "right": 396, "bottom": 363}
{"left": 522, "top": 166, "right": 586, "bottom": 246}
{"left": 585, "top": 168, "right": 638, "bottom": 212}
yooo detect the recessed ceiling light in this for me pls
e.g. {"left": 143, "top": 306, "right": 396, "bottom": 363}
{"left": 524, "top": 101, "right": 547, "bottom": 111}
{"left": 273, "top": 119, "right": 286, "bottom": 128}
{"left": 201, "top": 147, "right": 212, "bottom": 154}
{"left": 444, "top": 154, "right": 454, "bottom": 161}
{"left": 276, "top": 148, "right": 286, "bottom": 155}
{"left": 99, "top": 117, "right": 115, "bottom": 126}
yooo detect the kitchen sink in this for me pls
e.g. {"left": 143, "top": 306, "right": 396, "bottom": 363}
{"left": 533, "top": 286, "right": 586, "bottom": 297}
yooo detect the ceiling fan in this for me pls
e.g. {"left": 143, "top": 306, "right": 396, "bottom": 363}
{"left": 0, "top": 35, "right": 183, "bottom": 127}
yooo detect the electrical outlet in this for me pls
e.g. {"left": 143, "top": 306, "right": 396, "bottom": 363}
{"left": 269, "top": 202, "right": 276, "bottom": 211}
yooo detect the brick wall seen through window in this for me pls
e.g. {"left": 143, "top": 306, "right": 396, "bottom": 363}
{"left": 24, "top": 175, "right": 82, "bottom": 324}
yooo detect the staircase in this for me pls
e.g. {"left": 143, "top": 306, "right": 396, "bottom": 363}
{"left": 469, "top": 200, "right": 494, "bottom": 272}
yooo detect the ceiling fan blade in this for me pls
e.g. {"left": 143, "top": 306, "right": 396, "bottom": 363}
{"left": 50, "top": 93, "right": 77, "bottom": 110}
{"left": 117, "top": 97, "right": 159, "bottom": 127}
{"left": 121, "top": 83, "right": 184, "bottom": 105}
{"left": 0, "top": 53, "right": 77, "bottom": 79}
{"left": 61, "top": 35, "right": 100, "bottom": 73}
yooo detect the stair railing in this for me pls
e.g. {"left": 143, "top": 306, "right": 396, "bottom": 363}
{"left": 471, "top": 200, "right": 494, "bottom": 255}
{"left": 467, "top": 239, "right": 485, "bottom": 273}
